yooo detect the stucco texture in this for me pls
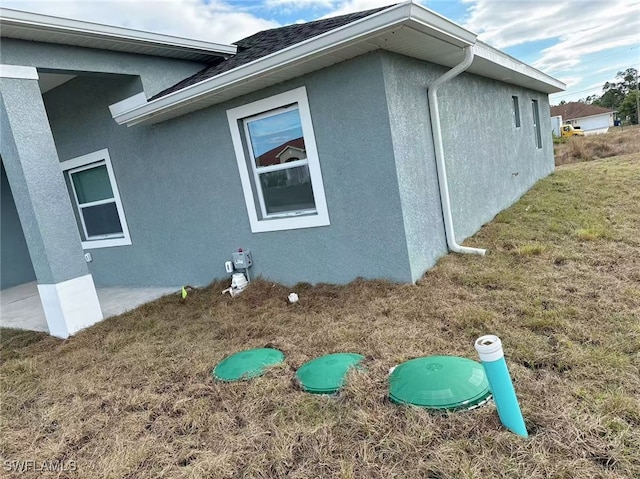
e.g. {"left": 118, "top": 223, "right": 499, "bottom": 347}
{"left": 433, "top": 61, "right": 554, "bottom": 241}
{"left": 43, "top": 52, "right": 414, "bottom": 286}
{"left": 381, "top": 52, "right": 554, "bottom": 251}
{"left": 380, "top": 53, "right": 449, "bottom": 282}
{"left": 7, "top": 41, "right": 556, "bottom": 288}
{"left": 0, "top": 77, "right": 89, "bottom": 285}
{"left": 1, "top": 39, "right": 207, "bottom": 98}
{"left": 1, "top": 161, "right": 36, "bottom": 289}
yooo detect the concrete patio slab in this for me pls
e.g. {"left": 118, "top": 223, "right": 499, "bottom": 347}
{"left": 1, "top": 282, "right": 179, "bottom": 334}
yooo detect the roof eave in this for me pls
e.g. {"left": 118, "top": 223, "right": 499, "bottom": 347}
{"left": 112, "top": 2, "right": 564, "bottom": 127}
{"left": 406, "top": 2, "right": 476, "bottom": 45}
{"left": 560, "top": 111, "right": 616, "bottom": 121}
{"left": 473, "top": 41, "right": 565, "bottom": 93}
{"left": 113, "top": 3, "right": 477, "bottom": 126}
{"left": 0, "top": 7, "right": 237, "bottom": 59}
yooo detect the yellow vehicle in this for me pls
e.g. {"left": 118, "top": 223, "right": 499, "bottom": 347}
{"left": 560, "top": 124, "right": 584, "bottom": 137}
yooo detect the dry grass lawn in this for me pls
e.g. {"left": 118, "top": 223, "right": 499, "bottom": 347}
{"left": 1, "top": 154, "right": 639, "bottom": 478}
{"left": 554, "top": 125, "right": 640, "bottom": 165}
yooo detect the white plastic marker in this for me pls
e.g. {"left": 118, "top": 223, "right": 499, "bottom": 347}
{"left": 475, "top": 335, "right": 528, "bottom": 438}
{"left": 288, "top": 293, "right": 299, "bottom": 303}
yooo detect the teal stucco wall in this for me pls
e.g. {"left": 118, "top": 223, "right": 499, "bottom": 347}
{"left": 435, "top": 60, "right": 555, "bottom": 241}
{"left": 1, "top": 38, "right": 208, "bottom": 98}
{"left": 1, "top": 76, "right": 91, "bottom": 286}
{"left": 1, "top": 161, "right": 36, "bottom": 289}
{"left": 42, "top": 51, "right": 413, "bottom": 286}
{"left": 4, "top": 38, "right": 555, "bottom": 288}
{"left": 381, "top": 53, "right": 448, "bottom": 283}
{"left": 380, "top": 51, "right": 554, "bottom": 282}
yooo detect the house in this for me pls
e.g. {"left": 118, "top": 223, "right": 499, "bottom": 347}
{"left": 550, "top": 102, "right": 615, "bottom": 135}
{"left": 257, "top": 138, "right": 307, "bottom": 166}
{"left": 0, "top": 2, "right": 564, "bottom": 338}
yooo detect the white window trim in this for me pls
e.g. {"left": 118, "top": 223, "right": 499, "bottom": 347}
{"left": 227, "top": 87, "right": 330, "bottom": 233}
{"left": 60, "top": 149, "right": 132, "bottom": 249}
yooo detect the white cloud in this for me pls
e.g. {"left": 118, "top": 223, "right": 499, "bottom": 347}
{"left": 593, "top": 58, "right": 639, "bottom": 75}
{"left": 319, "top": 0, "right": 403, "bottom": 18}
{"left": 557, "top": 76, "right": 582, "bottom": 88}
{"left": 549, "top": 80, "right": 605, "bottom": 103}
{"left": 464, "top": 0, "right": 635, "bottom": 49}
{"left": 4, "top": 0, "right": 637, "bottom": 88}
{"left": 463, "top": 0, "right": 640, "bottom": 74}
{"left": 265, "top": 0, "right": 334, "bottom": 10}
{"left": 533, "top": 27, "right": 639, "bottom": 73}
{"left": 1, "top": 0, "right": 280, "bottom": 44}
{"left": 263, "top": 0, "right": 398, "bottom": 15}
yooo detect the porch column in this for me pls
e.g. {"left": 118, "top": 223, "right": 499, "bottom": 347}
{"left": 0, "top": 65, "right": 103, "bottom": 338}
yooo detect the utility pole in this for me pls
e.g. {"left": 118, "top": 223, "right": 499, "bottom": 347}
{"left": 636, "top": 68, "right": 639, "bottom": 125}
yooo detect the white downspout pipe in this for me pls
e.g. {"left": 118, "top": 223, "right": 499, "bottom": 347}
{"left": 427, "top": 45, "right": 486, "bottom": 256}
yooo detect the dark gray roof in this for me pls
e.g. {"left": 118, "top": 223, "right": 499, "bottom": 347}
{"left": 149, "top": 6, "right": 392, "bottom": 100}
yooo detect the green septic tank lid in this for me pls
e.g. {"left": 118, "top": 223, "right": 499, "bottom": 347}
{"left": 213, "top": 348, "right": 285, "bottom": 382}
{"left": 296, "top": 353, "right": 365, "bottom": 394}
{"left": 389, "top": 355, "right": 490, "bottom": 410}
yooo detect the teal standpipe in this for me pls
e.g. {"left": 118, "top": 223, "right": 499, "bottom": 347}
{"left": 475, "top": 335, "right": 528, "bottom": 438}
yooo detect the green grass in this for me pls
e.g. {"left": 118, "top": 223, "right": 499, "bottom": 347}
{"left": 1, "top": 154, "right": 639, "bottom": 478}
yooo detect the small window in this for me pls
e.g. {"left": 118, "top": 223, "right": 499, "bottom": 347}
{"left": 512, "top": 96, "right": 521, "bottom": 127}
{"left": 531, "top": 99, "right": 542, "bottom": 149}
{"left": 60, "top": 149, "right": 131, "bottom": 249}
{"left": 227, "top": 87, "right": 330, "bottom": 233}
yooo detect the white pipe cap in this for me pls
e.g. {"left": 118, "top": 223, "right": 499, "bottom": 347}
{"left": 475, "top": 334, "right": 504, "bottom": 362}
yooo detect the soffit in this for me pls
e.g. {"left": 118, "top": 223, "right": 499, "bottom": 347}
{"left": 134, "top": 25, "right": 562, "bottom": 126}
{"left": 0, "top": 8, "right": 236, "bottom": 62}
{"left": 133, "top": 25, "right": 474, "bottom": 125}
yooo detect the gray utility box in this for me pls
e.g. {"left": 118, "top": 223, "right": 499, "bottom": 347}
{"left": 232, "top": 250, "right": 252, "bottom": 269}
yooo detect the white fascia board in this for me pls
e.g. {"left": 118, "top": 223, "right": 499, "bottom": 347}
{"left": 109, "top": 92, "right": 147, "bottom": 117}
{"left": 408, "top": 2, "right": 476, "bottom": 46}
{"left": 113, "top": 2, "right": 479, "bottom": 126}
{"left": 474, "top": 41, "right": 566, "bottom": 92}
{"left": 0, "top": 64, "right": 38, "bottom": 79}
{"left": 566, "top": 111, "right": 616, "bottom": 121}
{"left": 0, "top": 8, "right": 236, "bottom": 57}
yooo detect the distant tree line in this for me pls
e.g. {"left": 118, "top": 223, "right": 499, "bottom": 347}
{"left": 558, "top": 68, "right": 639, "bottom": 125}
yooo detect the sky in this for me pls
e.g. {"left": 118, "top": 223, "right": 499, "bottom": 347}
{"left": 3, "top": 0, "right": 640, "bottom": 105}
{"left": 247, "top": 109, "right": 303, "bottom": 157}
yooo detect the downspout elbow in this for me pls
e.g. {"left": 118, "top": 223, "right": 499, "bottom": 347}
{"left": 428, "top": 45, "right": 486, "bottom": 256}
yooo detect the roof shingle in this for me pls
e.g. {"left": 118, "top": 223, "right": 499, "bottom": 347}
{"left": 550, "top": 102, "right": 615, "bottom": 120}
{"left": 149, "top": 6, "right": 392, "bottom": 100}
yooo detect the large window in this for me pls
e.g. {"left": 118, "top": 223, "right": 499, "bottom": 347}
{"left": 60, "top": 149, "right": 131, "bottom": 249}
{"left": 227, "top": 87, "right": 330, "bottom": 233}
{"left": 532, "top": 99, "right": 542, "bottom": 149}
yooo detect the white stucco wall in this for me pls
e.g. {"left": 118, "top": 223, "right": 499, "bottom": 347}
{"left": 574, "top": 113, "right": 614, "bottom": 135}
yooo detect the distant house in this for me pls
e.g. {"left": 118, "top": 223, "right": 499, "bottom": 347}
{"left": 1, "top": 2, "right": 564, "bottom": 337}
{"left": 550, "top": 102, "right": 615, "bottom": 135}
{"left": 256, "top": 138, "right": 307, "bottom": 166}
{"left": 277, "top": 145, "right": 307, "bottom": 164}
